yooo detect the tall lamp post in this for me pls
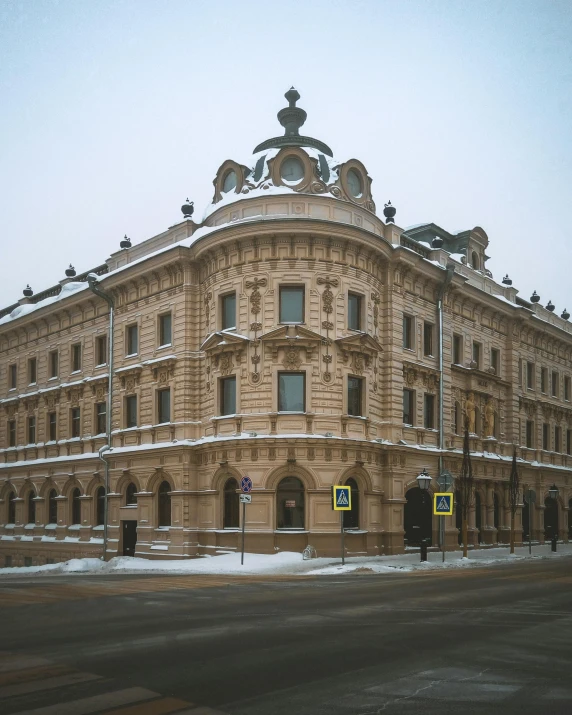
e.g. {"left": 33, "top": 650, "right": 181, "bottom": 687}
{"left": 417, "top": 468, "right": 432, "bottom": 562}
{"left": 438, "top": 469, "right": 453, "bottom": 562}
{"left": 87, "top": 273, "right": 114, "bottom": 561}
{"left": 548, "top": 483, "right": 559, "bottom": 551}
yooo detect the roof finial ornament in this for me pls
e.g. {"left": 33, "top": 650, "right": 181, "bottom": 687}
{"left": 278, "top": 86, "right": 307, "bottom": 137}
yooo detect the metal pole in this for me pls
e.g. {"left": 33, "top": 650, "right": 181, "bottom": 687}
{"left": 341, "top": 511, "right": 345, "bottom": 566}
{"left": 441, "top": 515, "right": 445, "bottom": 562}
{"left": 241, "top": 500, "right": 246, "bottom": 565}
{"left": 528, "top": 489, "right": 532, "bottom": 556}
{"left": 87, "top": 274, "right": 114, "bottom": 562}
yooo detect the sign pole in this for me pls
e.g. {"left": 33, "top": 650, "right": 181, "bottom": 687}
{"left": 528, "top": 488, "right": 532, "bottom": 556}
{"left": 341, "top": 511, "right": 345, "bottom": 566}
{"left": 441, "top": 515, "right": 445, "bottom": 563}
{"left": 241, "top": 499, "right": 246, "bottom": 566}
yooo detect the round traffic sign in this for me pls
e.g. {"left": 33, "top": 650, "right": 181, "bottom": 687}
{"left": 240, "top": 476, "right": 253, "bottom": 493}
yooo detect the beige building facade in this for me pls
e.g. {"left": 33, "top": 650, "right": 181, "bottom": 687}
{"left": 1, "top": 89, "right": 572, "bottom": 566}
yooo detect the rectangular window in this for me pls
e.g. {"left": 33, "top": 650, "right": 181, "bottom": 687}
{"left": 125, "top": 395, "right": 138, "bottom": 428}
{"left": 403, "top": 315, "right": 414, "bottom": 350}
{"left": 348, "top": 293, "right": 362, "bottom": 331}
{"left": 567, "top": 429, "right": 571, "bottom": 456}
{"left": 158, "top": 388, "right": 171, "bottom": 423}
{"left": 278, "top": 372, "right": 305, "bottom": 412}
{"left": 526, "top": 420, "right": 534, "bottom": 448}
{"left": 423, "top": 322, "right": 434, "bottom": 357}
{"left": 555, "top": 425, "right": 561, "bottom": 453}
{"left": 472, "top": 342, "right": 481, "bottom": 369}
{"left": 8, "top": 420, "right": 16, "bottom": 447}
{"left": 347, "top": 376, "right": 363, "bottom": 417}
{"left": 71, "top": 407, "right": 81, "bottom": 438}
{"left": 221, "top": 293, "right": 236, "bottom": 331}
{"left": 526, "top": 362, "right": 535, "bottom": 390}
{"left": 96, "top": 335, "right": 107, "bottom": 366}
{"left": 220, "top": 377, "right": 236, "bottom": 416}
{"left": 565, "top": 376, "right": 571, "bottom": 401}
{"left": 541, "top": 367, "right": 547, "bottom": 393}
{"left": 159, "top": 313, "right": 172, "bottom": 346}
{"left": 279, "top": 286, "right": 304, "bottom": 324}
{"left": 48, "top": 412, "right": 57, "bottom": 441}
{"left": 28, "top": 357, "right": 37, "bottom": 385}
{"left": 491, "top": 348, "right": 500, "bottom": 376}
{"left": 126, "top": 325, "right": 138, "bottom": 356}
{"left": 424, "top": 394, "right": 435, "bottom": 429}
{"left": 72, "top": 343, "right": 82, "bottom": 372}
{"left": 518, "top": 358, "right": 523, "bottom": 387}
{"left": 552, "top": 371, "right": 559, "bottom": 398}
{"left": 453, "top": 334, "right": 462, "bottom": 365}
{"left": 28, "top": 416, "right": 36, "bottom": 444}
{"left": 542, "top": 423, "right": 549, "bottom": 451}
{"left": 96, "top": 403, "right": 106, "bottom": 435}
{"left": 49, "top": 351, "right": 58, "bottom": 378}
{"left": 9, "top": 364, "right": 17, "bottom": 389}
{"left": 403, "top": 389, "right": 415, "bottom": 426}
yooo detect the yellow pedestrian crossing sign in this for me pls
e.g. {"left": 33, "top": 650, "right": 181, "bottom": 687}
{"left": 434, "top": 492, "right": 454, "bottom": 515}
{"left": 332, "top": 485, "right": 352, "bottom": 511}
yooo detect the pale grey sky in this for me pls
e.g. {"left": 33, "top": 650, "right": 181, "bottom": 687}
{"left": 1, "top": 0, "right": 571, "bottom": 313}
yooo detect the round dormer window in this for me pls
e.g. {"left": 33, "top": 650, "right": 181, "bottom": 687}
{"left": 280, "top": 156, "right": 305, "bottom": 183}
{"left": 347, "top": 169, "right": 363, "bottom": 198}
{"left": 222, "top": 170, "right": 237, "bottom": 193}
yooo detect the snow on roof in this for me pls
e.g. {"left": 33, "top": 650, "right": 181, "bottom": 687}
{"left": 0, "top": 281, "right": 88, "bottom": 327}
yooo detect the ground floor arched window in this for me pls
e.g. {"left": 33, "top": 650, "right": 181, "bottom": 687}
{"left": 96, "top": 487, "right": 105, "bottom": 526}
{"left": 126, "top": 483, "right": 137, "bottom": 505}
{"left": 223, "top": 478, "right": 239, "bottom": 528}
{"left": 7, "top": 491, "right": 16, "bottom": 524}
{"left": 71, "top": 488, "right": 81, "bottom": 525}
{"left": 493, "top": 493, "right": 500, "bottom": 533}
{"left": 48, "top": 489, "right": 58, "bottom": 524}
{"left": 27, "top": 491, "right": 36, "bottom": 525}
{"left": 343, "top": 478, "right": 359, "bottom": 530}
{"left": 276, "top": 477, "right": 305, "bottom": 529}
{"left": 158, "top": 480, "right": 171, "bottom": 527}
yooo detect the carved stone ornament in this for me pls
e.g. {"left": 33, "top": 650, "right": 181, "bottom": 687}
{"left": 282, "top": 345, "right": 302, "bottom": 370}
{"left": 245, "top": 277, "right": 267, "bottom": 316}
{"left": 323, "top": 371, "right": 332, "bottom": 383}
{"left": 95, "top": 386, "right": 105, "bottom": 402}
{"left": 6, "top": 403, "right": 18, "bottom": 418}
{"left": 352, "top": 352, "right": 366, "bottom": 375}
{"left": 69, "top": 388, "right": 82, "bottom": 407}
{"left": 219, "top": 352, "right": 234, "bottom": 376}
{"left": 317, "top": 276, "right": 339, "bottom": 314}
{"left": 125, "top": 377, "right": 136, "bottom": 394}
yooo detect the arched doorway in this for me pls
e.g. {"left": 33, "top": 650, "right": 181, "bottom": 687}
{"left": 276, "top": 477, "right": 305, "bottom": 529}
{"left": 48, "top": 489, "right": 58, "bottom": 524}
{"left": 404, "top": 487, "right": 432, "bottom": 546}
{"left": 158, "top": 481, "right": 171, "bottom": 527}
{"left": 96, "top": 487, "right": 105, "bottom": 526}
{"left": 223, "top": 478, "right": 239, "bottom": 528}
{"left": 544, "top": 496, "right": 558, "bottom": 539}
{"left": 343, "top": 478, "right": 359, "bottom": 530}
{"left": 475, "top": 492, "right": 482, "bottom": 543}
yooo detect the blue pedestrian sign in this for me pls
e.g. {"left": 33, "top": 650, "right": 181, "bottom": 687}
{"left": 332, "top": 485, "right": 352, "bottom": 511}
{"left": 240, "top": 476, "right": 253, "bottom": 493}
{"left": 433, "top": 492, "right": 454, "bottom": 515}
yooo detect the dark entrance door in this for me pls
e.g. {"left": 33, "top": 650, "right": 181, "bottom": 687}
{"left": 404, "top": 487, "right": 432, "bottom": 546}
{"left": 122, "top": 521, "right": 137, "bottom": 557}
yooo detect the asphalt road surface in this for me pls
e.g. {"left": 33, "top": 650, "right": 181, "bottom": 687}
{"left": 0, "top": 556, "right": 571, "bottom": 715}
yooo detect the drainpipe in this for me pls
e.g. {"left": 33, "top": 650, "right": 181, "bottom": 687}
{"left": 437, "top": 264, "right": 455, "bottom": 472}
{"left": 87, "top": 273, "right": 114, "bottom": 561}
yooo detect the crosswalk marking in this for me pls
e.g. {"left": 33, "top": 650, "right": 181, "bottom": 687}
{"left": 11, "top": 686, "right": 160, "bottom": 715}
{"left": 0, "top": 655, "right": 52, "bottom": 673}
{"left": 0, "top": 663, "right": 72, "bottom": 687}
{"left": 103, "top": 696, "right": 195, "bottom": 714}
{"left": 0, "top": 671, "right": 100, "bottom": 698}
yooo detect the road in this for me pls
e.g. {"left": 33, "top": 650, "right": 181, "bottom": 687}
{"left": 0, "top": 556, "right": 571, "bottom": 715}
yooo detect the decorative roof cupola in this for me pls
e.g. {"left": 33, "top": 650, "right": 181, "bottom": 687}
{"left": 206, "top": 88, "right": 376, "bottom": 218}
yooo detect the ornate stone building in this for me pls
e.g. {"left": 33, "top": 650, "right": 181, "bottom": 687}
{"left": 1, "top": 89, "right": 571, "bottom": 566}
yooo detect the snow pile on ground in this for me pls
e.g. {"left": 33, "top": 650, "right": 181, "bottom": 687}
{"left": 0, "top": 543, "right": 571, "bottom": 578}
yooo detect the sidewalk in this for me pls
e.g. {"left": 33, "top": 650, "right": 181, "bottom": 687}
{"left": 1, "top": 542, "right": 571, "bottom": 578}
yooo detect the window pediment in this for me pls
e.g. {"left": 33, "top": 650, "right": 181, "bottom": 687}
{"left": 201, "top": 331, "right": 250, "bottom": 355}
{"left": 261, "top": 325, "right": 323, "bottom": 364}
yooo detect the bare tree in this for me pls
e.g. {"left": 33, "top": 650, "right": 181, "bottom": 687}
{"left": 508, "top": 445, "right": 520, "bottom": 554}
{"left": 457, "top": 424, "right": 474, "bottom": 557}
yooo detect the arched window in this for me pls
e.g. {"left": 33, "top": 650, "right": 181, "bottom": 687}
{"left": 472, "top": 251, "right": 479, "bottom": 270}
{"left": 48, "top": 489, "right": 58, "bottom": 524}
{"left": 343, "top": 478, "right": 359, "bottom": 530}
{"left": 126, "top": 482, "right": 137, "bottom": 506}
{"left": 223, "top": 478, "right": 239, "bottom": 529}
{"left": 158, "top": 480, "right": 171, "bottom": 527}
{"left": 276, "top": 477, "right": 305, "bottom": 529}
{"left": 96, "top": 487, "right": 105, "bottom": 526}
{"left": 27, "top": 491, "right": 36, "bottom": 525}
{"left": 7, "top": 491, "right": 16, "bottom": 524}
{"left": 71, "top": 488, "right": 81, "bottom": 526}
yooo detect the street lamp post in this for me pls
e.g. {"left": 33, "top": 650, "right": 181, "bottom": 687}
{"left": 548, "top": 484, "right": 559, "bottom": 552}
{"left": 87, "top": 273, "right": 114, "bottom": 561}
{"left": 417, "top": 468, "right": 431, "bottom": 562}
{"left": 438, "top": 469, "right": 453, "bottom": 562}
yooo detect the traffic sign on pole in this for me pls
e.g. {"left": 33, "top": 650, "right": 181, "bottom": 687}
{"left": 332, "top": 485, "right": 352, "bottom": 511}
{"left": 240, "top": 476, "right": 253, "bottom": 493}
{"left": 239, "top": 494, "right": 252, "bottom": 504}
{"left": 433, "top": 492, "right": 454, "bottom": 515}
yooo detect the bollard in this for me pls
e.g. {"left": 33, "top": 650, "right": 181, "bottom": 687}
{"left": 420, "top": 539, "right": 428, "bottom": 562}
{"left": 551, "top": 534, "right": 557, "bottom": 552}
